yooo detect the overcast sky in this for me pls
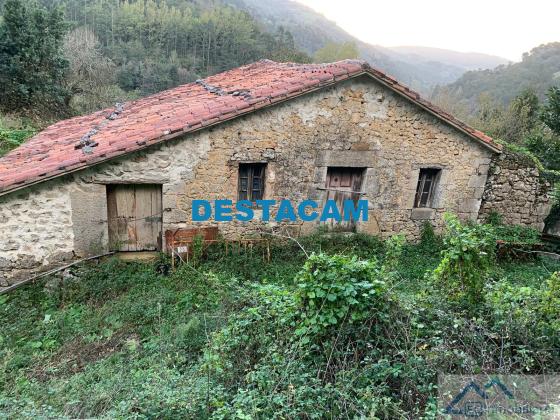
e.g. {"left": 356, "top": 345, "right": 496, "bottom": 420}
{"left": 295, "top": 0, "right": 559, "bottom": 61}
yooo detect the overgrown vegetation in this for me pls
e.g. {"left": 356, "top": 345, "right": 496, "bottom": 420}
{"left": 0, "top": 125, "right": 35, "bottom": 156}
{"left": 1, "top": 218, "right": 559, "bottom": 418}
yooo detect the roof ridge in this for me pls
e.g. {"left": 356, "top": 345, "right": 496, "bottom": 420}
{"left": 0, "top": 59, "right": 500, "bottom": 196}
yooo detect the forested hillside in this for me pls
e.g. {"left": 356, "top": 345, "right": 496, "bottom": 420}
{"left": 0, "top": 0, "right": 309, "bottom": 120}
{"left": 0, "top": 0, "right": 515, "bottom": 127}
{"left": 428, "top": 43, "right": 560, "bottom": 180}
{"left": 432, "top": 43, "right": 560, "bottom": 116}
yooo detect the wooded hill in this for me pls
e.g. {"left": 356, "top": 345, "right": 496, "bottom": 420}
{"left": 432, "top": 43, "right": 560, "bottom": 116}
{"left": 0, "top": 0, "right": 310, "bottom": 119}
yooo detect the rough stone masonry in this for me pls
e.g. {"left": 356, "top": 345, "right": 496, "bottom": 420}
{"left": 478, "top": 149, "right": 551, "bottom": 230}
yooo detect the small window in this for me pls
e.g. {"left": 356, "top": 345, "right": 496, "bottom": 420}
{"left": 414, "top": 168, "right": 441, "bottom": 208}
{"left": 238, "top": 163, "right": 266, "bottom": 202}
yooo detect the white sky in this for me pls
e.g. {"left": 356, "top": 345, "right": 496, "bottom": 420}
{"left": 295, "top": 0, "right": 559, "bottom": 62}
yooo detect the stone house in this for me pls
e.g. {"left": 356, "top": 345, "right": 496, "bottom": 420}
{"left": 0, "top": 60, "right": 551, "bottom": 286}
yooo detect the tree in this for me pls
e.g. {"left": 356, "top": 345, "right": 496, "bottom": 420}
{"left": 313, "top": 41, "right": 359, "bottom": 63}
{"left": 541, "top": 86, "right": 560, "bottom": 136}
{"left": 266, "top": 27, "right": 311, "bottom": 63}
{"left": 523, "top": 86, "right": 560, "bottom": 170}
{"left": 0, "top": 0, "right": 69, "bottom": 115}
{"left": 474, "top": 89, "right": 541, "bottom": 144}
{"left": 63, "top": 26, "right": 128, "bottom": 114}
{"left": 508, "top": 88, "right": 540, "bottom": 140}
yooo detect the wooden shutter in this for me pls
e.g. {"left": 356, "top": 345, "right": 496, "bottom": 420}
{"left": 324, "top": 167, "right": 364, "bottom": 232}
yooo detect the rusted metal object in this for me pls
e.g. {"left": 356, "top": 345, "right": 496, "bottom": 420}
{"left": 165, "top": 227, "right": 219, "bottom": 253}
{"left": 165, "top": 227, "right": 270, "bottom": 268}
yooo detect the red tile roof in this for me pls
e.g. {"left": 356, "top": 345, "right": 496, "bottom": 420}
{"left": 0, "top": 59, "right": 500, "bottom": 195}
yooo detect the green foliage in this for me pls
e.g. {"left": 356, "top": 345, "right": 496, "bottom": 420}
{"left": 486, "top": 270, "right": 560, "bottom": 365}
{"left": 0, "top": 0, "right": 69, "bottom": 115}
{"left": 1, "top": 233, "right": 560, "bottom": 418}
{"left": 419, "top": 221, "right": 441, "bottom": 249}
{"left": 432, "top": 213, "right": 496, "bottom": 306}
{"left": 294, "top": 253, "right": 387, "bottom": 338}
{"left": 432, "top": 43, "right": 560, "bottom": 116}
{"left": 62, "top": 0, "right": 309, "bottom": 96}
{"left": 471, "top": 89, "right": 542, "bottom": 145}
{"left": 434, "top": 46, "right": 560, "bottom": 175}
{"left": 485, "top": 210, "right": 503, "bottom": 226}
{"left": 523, "top": 128, "right": 560, "bottom": 171}
{"left": 190, "top": 234, "right": 205, "bottom": 268}
{"left": 493, "top": 223, "right": 541, "bottom": 245}
{"left": 0, "top": 0, "right": 310, "bottom": 120}
{"left": 62, "top": 26, "right": 136, "bottom": 115}
{"left": 0, "top": 125, "right": 35, "bottom": 156}
{"left": 381, "top": 234, "right": 406, "bottom": 280}
{"left": 540, "top": 272, "right": 560, "bottom": 324}
{"left": 541, "top": 86, "right": 560, "bottom": 136}
{"left": 313, "top": 41, "right": 359, "bottom": 63}
{"left": 299, "top": 231, "right": 384, "bottom": 259}
{"left": 484, "top": 210, "right": 541, "bottom": 244}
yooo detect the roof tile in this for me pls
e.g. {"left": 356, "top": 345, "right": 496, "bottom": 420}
{"left": 0, "top": 59, "right": 500, "bottom": 195}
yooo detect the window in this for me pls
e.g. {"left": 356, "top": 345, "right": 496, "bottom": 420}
{"left": 414, "top": 168, "right": 441, "bottom": 208}
{"left": 238, "top": 163, "right": 266, "bottom": 202}
{"left": 324, "top": 167, "right": 365, "bottom": 231}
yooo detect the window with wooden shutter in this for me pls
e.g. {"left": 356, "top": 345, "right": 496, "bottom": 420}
{"left": 414, "top": 168, "right": 441, "bottom": 208}
{"left": 324, "top": 167, "right": 365, "bottom": 232}
{"left": 238, "top": 163, "right": 266, "bottom": 202}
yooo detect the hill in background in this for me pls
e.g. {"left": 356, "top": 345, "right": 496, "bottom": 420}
{"left": 226, "top": 0, "right": 509, "bottom": 93}
{"left": 432, "top": 43, "right": 560, "bottom": 116}
{"left": 387, "top": 45, "right": 509, "bottom": 71}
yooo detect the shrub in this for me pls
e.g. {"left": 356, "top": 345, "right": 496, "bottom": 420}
{"left": 485, "top": 271, "right": 560, "bottom": 370}
{"left": 539, "top": 271, "right": 560, "bottom": 331}
{"left": 0, "top": 126, "right": 35, "bottom": 156}
{"left": 294, "top": 253, "right": 387, "bottom": 340}
{"left": 486, "top": 210, "right": 504, "bottom": 226}
{"left": 493, "top": 224, "right": 541, "bottom": 245}
{"left": 432, "top": 213, "right": 496, "bottom": 306}
{"left": 419, "top": 221, "right": 440, "bottom": 248}
{"left": 380, "top": 234, "right": 406, "bottom": 282}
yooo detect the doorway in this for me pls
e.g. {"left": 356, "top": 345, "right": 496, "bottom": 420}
{"left": 106, "top": 184, "right": 163, "bottom": 251}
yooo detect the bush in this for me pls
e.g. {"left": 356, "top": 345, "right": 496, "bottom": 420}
{"left": 419, "top": 221, "right": 442, "bottom": 249}
{"left": 294, "top": 253, "right": 388, "bottom": 340}
{"left": 538, "top": 271, "right": 560, "bottom": 332}
{"left": 381, "top": 234, "right": 406, "bottom": 280}
{"left": 0, "top": 126, "right": 35, "bottom": 156}
{"left": 432, "top": 213, "right": 496, "bottom": 306}
{"left": 485, "top": 271, "right": 560, "bottom": 371}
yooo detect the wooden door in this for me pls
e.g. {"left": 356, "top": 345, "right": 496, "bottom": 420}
{"left": 107, "top": 184, "right": 162, "bottom": 251}
{"left": 324, "top": 168, "right": 364, "bottom": 232}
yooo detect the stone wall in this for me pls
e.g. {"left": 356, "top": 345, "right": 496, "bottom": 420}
{"left": 0, "top": 75, "right": 496, "bottom": 285}
{"left": 67, "top": 76, "right": 493, "bottom": 245}
{"left": 478, "top": 149, "right": 551, "bottom": 230}
{"left": 0, "top": 180, "right": 75, "bottom": 286}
